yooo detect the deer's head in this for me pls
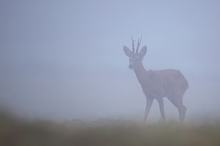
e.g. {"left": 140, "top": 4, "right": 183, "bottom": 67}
{"left": 123, "top": 39, "right": 147, "bottom": 69}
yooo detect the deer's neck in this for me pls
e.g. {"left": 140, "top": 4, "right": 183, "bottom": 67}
{"left": 133, "top": 62, "right": 147, "bottom": 85}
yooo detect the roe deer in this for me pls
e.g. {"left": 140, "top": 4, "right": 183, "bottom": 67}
{"left": 123, "top": 39, "right": 189, "bottom": 121}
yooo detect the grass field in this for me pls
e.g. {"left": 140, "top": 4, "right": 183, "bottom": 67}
{"left": 1, "top": 110, "right": 220, "bottom": 146}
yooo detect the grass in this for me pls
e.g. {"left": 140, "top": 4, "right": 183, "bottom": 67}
{"left": 1, "top": 110, "right": 220, "bottom": 146}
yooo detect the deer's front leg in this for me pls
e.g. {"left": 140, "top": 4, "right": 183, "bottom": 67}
{"left": 144, "top": 98, "right": 153, "bottom": 121}
{"left": 157, "top": 98, "right": 166, "bottom": 121}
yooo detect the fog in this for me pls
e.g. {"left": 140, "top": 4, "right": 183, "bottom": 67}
{"left": 1, "top": 0, "right": 220, "bottom": 121}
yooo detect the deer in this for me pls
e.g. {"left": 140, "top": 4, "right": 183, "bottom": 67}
{"left": 123, "top": 38, "right": 189, "bottom": 121}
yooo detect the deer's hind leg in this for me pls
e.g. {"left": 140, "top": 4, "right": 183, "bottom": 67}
{"left": 168, "top": 96, "right": 186, "bottom": 121}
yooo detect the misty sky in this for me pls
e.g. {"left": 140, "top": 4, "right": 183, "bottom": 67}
{"left": 1, "top": 0, "right": 220, "bottom": 121}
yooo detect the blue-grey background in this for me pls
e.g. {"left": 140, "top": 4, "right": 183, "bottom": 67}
{"left": 1, "top": 0, "right": 220, "bottom": 121}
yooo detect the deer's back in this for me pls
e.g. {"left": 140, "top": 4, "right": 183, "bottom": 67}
{"left": 141, "top": 69, "right": 188, "bottom": 98}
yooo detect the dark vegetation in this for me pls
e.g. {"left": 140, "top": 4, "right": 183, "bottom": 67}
{"left": 1, "top": 110, "right": 220, "bottom": 146}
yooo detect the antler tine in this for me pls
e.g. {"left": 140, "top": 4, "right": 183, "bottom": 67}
{"left": 131, "top": 38, "right": 135, "bottom": 53}
{"left": 136, "top": 38, "right": 142, "bottom": 54}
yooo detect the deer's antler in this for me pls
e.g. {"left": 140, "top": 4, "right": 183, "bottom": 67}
{"left": 136, "top": 38, "right": 142, "bottom": 54}
{"left": 131, "top": 38, "right": 135, "bottom": 53}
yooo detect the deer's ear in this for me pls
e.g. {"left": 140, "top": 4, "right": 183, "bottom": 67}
{"left": 139, "top": 46, "right": 147, "bottom": 57}
{"left": 123, "top": 46, "right": 133, "bottom": 57}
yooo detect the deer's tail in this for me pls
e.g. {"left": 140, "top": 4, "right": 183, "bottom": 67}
{"left": 182, "top": 74, "right": 189, "bottom": 91}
